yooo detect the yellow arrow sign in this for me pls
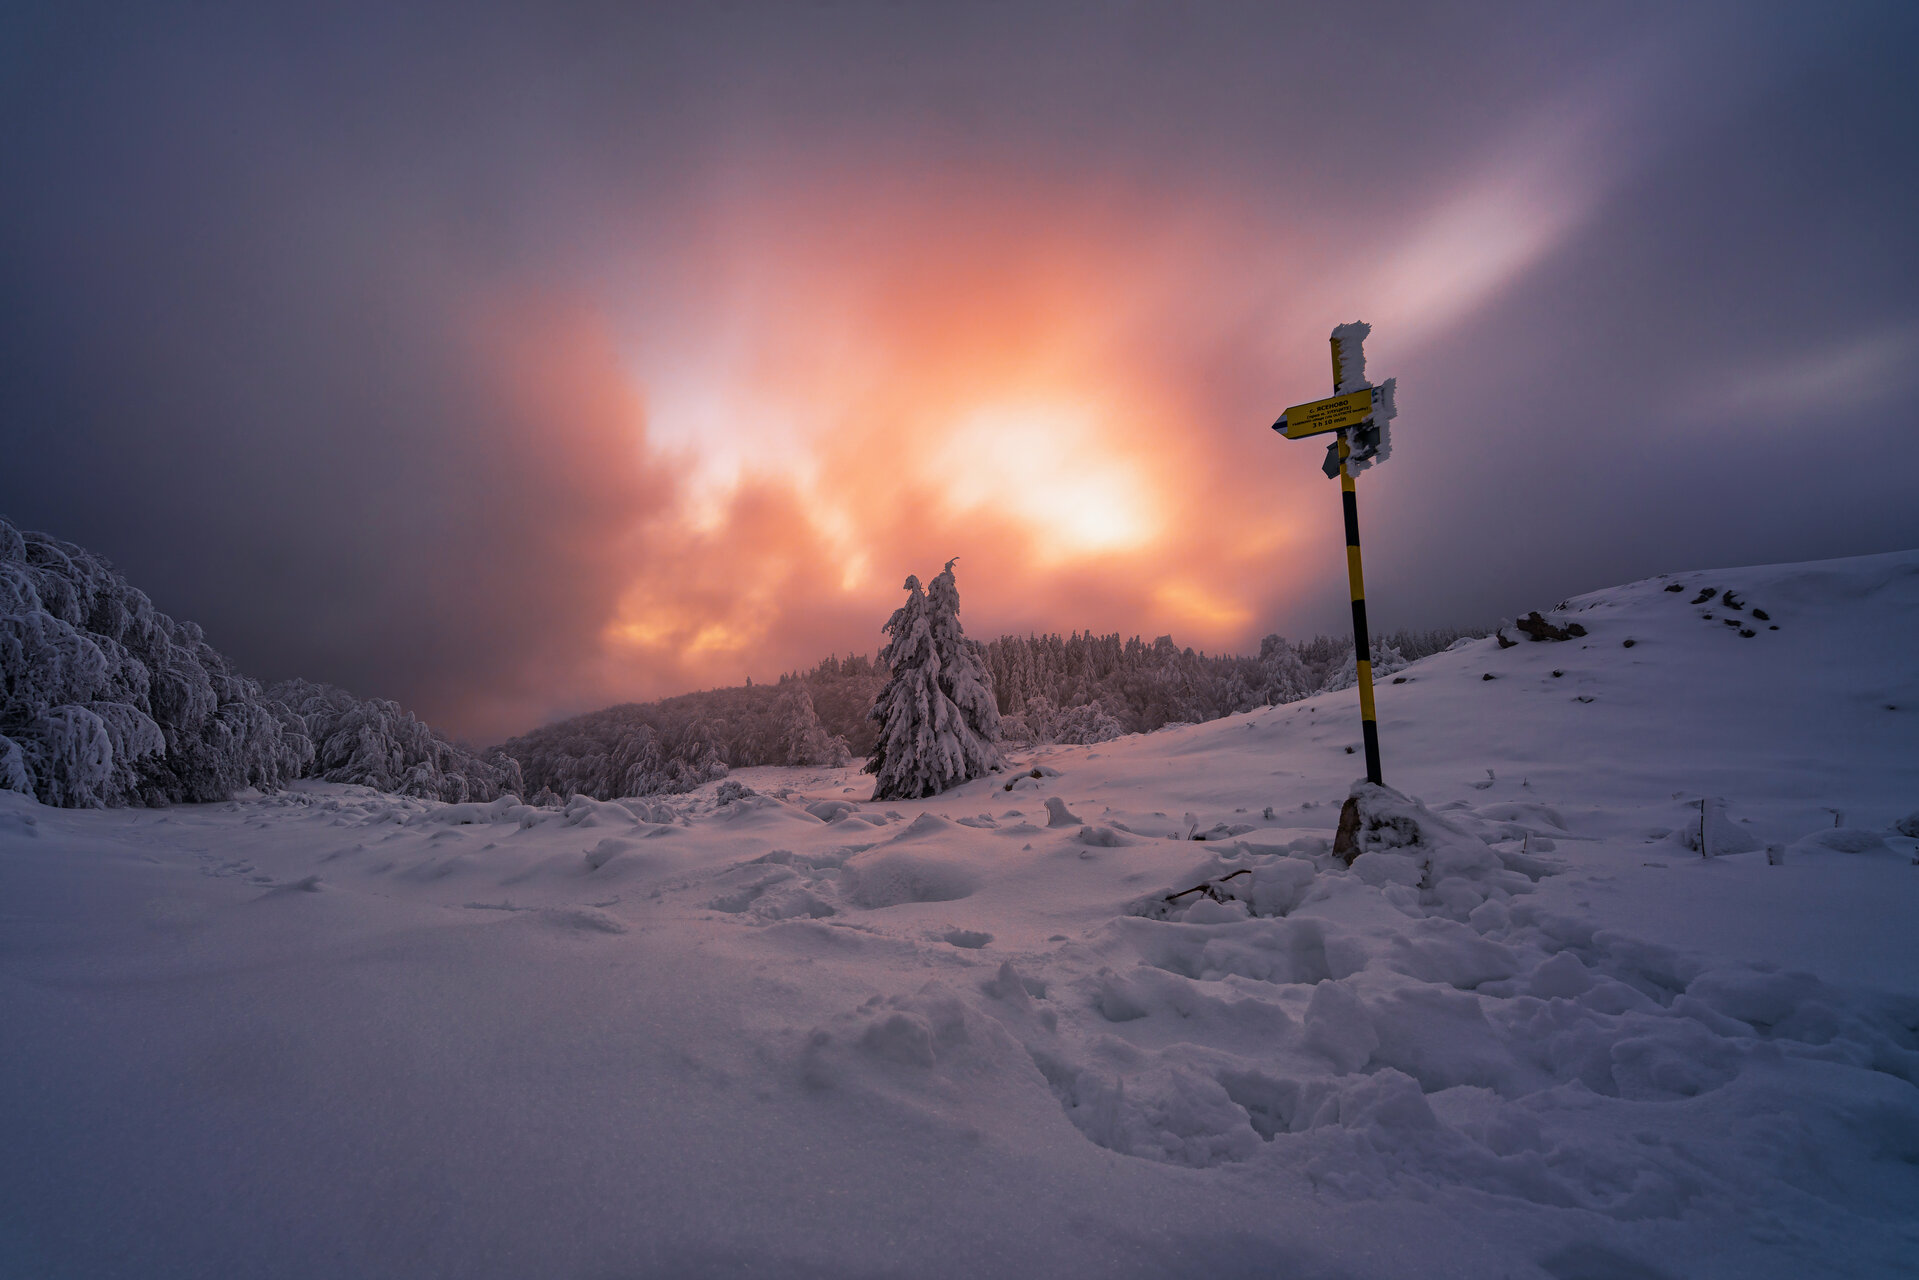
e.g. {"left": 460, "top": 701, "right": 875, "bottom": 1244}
{"left": 1275, "top": 386, "right": 1374, "bottom": 439}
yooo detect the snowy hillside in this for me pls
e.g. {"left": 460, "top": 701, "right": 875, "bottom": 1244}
{"left": 2, "top": 551, "right": 1916, "bottom": 1279}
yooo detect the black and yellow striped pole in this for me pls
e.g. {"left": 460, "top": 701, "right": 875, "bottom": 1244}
{"left": 1329, "top": 329, "right": 1382, "bottom": 785}
{"left": 1335, "top": 430, "right": 1382, "bottom": 785}
{"left": 1272, "top": 322, "right": 1397, "bottom": 788}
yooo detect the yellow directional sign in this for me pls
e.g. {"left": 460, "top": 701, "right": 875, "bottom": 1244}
{"left": 1276, "top": 386, "right": 1374, "bottom": 439}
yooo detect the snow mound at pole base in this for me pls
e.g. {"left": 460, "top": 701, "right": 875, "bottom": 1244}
{"left": 1336, "top": 780, "right": 1505, "bottom": 885}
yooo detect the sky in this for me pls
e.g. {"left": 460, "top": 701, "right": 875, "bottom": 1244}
{"left": 3, "top": 1, "right": 1916, "bottom": 744}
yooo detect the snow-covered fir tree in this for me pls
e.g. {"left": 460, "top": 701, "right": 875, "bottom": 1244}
{"left": 865, "top": 561, "right": 1001, "bottom": 800}
{"left": 1257, "top": 634, "right": 1316, "bottom": 705}
{"left": 864, "top": 574, "right": 932, "bottom": 795}
{"left": 926, "top": 558, "right": 1002, "bottom": 747}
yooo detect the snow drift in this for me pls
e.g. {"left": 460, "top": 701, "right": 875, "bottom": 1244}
{"left": 2, "top": 547, "right": 1916, "bottom": 1279}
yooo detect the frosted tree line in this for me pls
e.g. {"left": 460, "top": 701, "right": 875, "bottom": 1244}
{"left": 981, "top": 626, "right": 1476, "bottom": 740}
{"left": 1, "top": 517, "right": 312, "bottom": 806}
{"left": 501, "top": 682, "right": 852, "bottom": 803}
{"left": 2, "top": 517, "right": 532, "bottom": 809}
{"left": 769, "top": 627, "right": 1477, "bottom": 756}
{"left": 267, "top": 678, "right": 523, "bottom": 803}
{"left": 2, "top": 515, "right": 1483, "bottom": 809}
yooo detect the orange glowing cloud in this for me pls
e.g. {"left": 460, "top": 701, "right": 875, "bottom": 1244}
{"left": 457, "top": 169, "right": 1360, "bottom": 737}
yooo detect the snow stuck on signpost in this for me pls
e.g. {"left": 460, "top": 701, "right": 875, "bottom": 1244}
{"left": 865, "top": 559, "right": 1002, "bottom": 800}
{"left": 1329, "top": 321, "right": 1397, "bottom": 476}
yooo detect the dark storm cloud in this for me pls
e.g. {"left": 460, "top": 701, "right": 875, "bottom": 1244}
{"left": 2, "top": 1, "right": 698, "bottom": 736}
{"left": 3, "top": 1, "right": 1915, "bottom": 741}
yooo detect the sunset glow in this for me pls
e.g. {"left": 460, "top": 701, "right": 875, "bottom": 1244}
{"left": 476, "top": 173, "right": 1346, "bottom": 723}
{"left": 9, "top": 7, "right": 1918, "bottom": 1274}
{"left": 10, "top": 5, "right": 1910, "bottom": 744}
{"left": 931, "top": 403, "right": 1159, "bottom": 559}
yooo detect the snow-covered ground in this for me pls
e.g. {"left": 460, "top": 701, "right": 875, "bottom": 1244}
{"left": 4, "top": 551, "right": 1917, "bottom": 1279}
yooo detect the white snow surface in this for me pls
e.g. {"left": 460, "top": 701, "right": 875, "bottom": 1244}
{"left": 4, "top": 550, "right": 1918, "bottom": 1279}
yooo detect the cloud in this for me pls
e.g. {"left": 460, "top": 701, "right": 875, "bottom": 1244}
{"left": 1687, "top": 323, "right": 1919, "bottom": 424}
{"left": 418, "top": 300, "right": 679, "bottom": 739}
{"left": 1366, "top": 42, "right": 1681, "bottom": 343}
{"left": 420, "top": 171, "right": 1346, "bottom": 741}
{"left": 8, "top": 2, "right": 1913, "bottom": 749}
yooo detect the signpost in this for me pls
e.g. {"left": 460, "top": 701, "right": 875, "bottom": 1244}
{"left": 1277, "top": 387, "right": 1375, "bottom": 439}
{"left": 1269, "top": 322, "right": 1397, "bottom": 787}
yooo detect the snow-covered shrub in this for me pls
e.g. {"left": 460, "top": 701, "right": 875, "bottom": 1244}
{"left": 1053, "top": 700, "right": 1124, "bottom": 745}
{"left": 20, "top": 705, "right": 115, "bottom": 808}
{"left": 1005, "top": 695, "right": 1052, "bottom": 747}
{"left": 1005, "top": 695, "right": 1123, "bottom": 747}
{"left": 503, "top": 708, "right": 731, "bottom": 801}
{"left": 866, "top": 560, "right": 1002, "bottom": 800}
{"left": 773, "top": 687, "right": 852, "bottom": 767}
{"left": 1315, "top": 642, "right": 1409, "bottom": 694}
{"left": 997, "top": 710, "right": 1036, "bottom": 747}
{"left": 267, "top": 678, "right": 523, "bottom": 804}
{"left": 1257, "top": 634, "right": 1316, "bottom": 704}
{"left": 714, "top": 779, "right": 756, "bottom": 806}
{"left": 0, "top": 516, "right": 312, "bottom": 807}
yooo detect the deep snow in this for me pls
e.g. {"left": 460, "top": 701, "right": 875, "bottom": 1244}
{"left": 3, "top": 551, "right": 1917, "bottom": 1279}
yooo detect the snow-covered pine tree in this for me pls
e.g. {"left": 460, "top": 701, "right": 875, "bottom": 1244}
{"left": 865, "top": 562, "right": 1001, "bottom": 800}
{"left": 865, "top": 575, "right": 931, "bottom": 795}
{"left": 926, "top": 558, "right": 1002, "bottom": 750}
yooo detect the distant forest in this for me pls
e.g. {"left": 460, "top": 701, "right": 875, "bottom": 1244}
{"left": 502, "top": 624, "right": 1483, "bottom": 802}
{"left": 4, "top": 513, "right": 1485, "bottom": 809}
